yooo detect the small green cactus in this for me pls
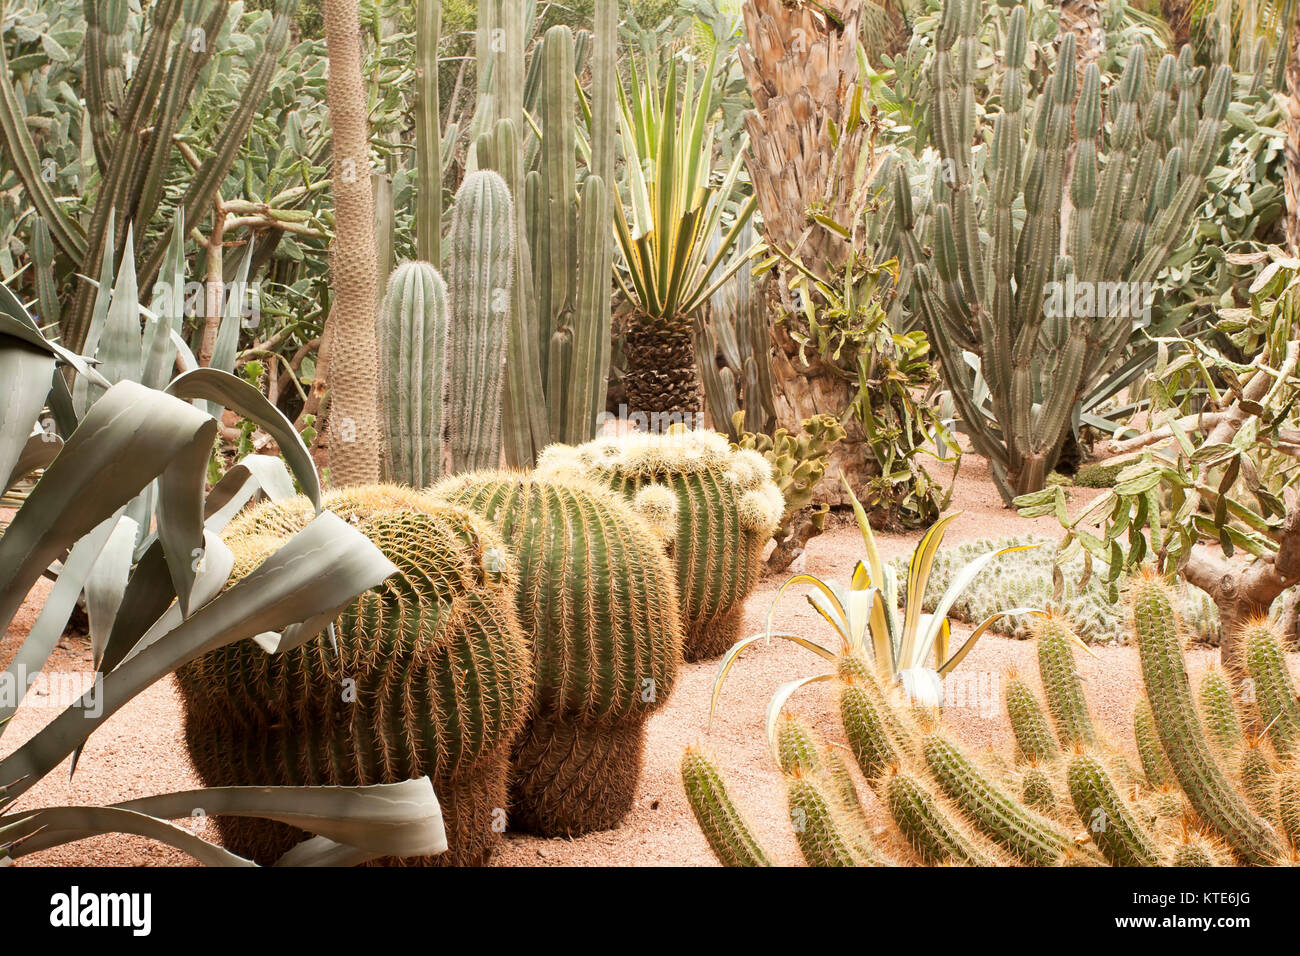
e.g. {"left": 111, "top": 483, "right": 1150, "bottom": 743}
{"left": 882, "top": 766, "right": 1001, "bottom": 866}
{"left": 1066, "top": 749, "right": 1162, "bottom": 867}
{"left": 378, "top": 262, "right": 449, "bottom": 486}
{"left": 1020, "top": 765, "right": 1058, "bottom": 814}
{"left": 1198, "top": 667, "right": 1245, "bottom": 757}
{"left": 681, "top": 747, "right": 774, "bottom": 867}
{"left": 1032, "top": 614, "right": 1097, "bottom": 749}
{"left": 1134, "top": 698, "right": 1175, "bottom": 789}
{"left": 1005, "top": 672, "right": 1059, "bottom": 765}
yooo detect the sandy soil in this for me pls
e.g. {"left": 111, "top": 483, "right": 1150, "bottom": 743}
{"left": 3, "top": 456, "right": 1296, "bottom": 866}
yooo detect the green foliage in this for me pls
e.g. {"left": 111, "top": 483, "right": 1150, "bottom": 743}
{"left": 894, "top": 0, "right": 1232, "bottom": 501}
{"left": 733, "top": 413, "right": 846, "bottom": 546}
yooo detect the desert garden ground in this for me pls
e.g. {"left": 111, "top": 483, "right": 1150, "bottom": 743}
{"left": 7, "top": 455, "right": 1293, "bottom": 867}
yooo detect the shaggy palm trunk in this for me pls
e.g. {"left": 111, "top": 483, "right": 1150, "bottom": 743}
{"left": 1160, "top": 0, "right": 1193, "bottom": 49}
{"left": 319, "top": 0, "right": 381, "bottom": 486}
{"left": 740, "top": 0, "right": 873, "bottom": 506}
{"left": 1057, "top": 0, "right": 1104, "bottom": 72}
{"left": 623, "top": 320, "right": 703, "bottom": 422}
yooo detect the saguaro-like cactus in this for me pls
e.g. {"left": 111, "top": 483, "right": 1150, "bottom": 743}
{"left": 895, "top": 0, "right": 1232, "bottom": 501}
{"left": 537, "top": 429, "right": 783, "bottom": 660}
{"left": 177, "top": 487, "right": 534, "bottom": 866}
{"left": 378, "top": 262, "right": 448, "bottom": 486}
{"left": 445, "top": 170, "right": 515, "bottom": 473}
{"left": 430, "top": 472, "right": 682, "bottom": 836}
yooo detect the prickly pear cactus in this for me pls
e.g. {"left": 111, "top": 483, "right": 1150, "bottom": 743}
{"left": 430, "top": 471, "right": 682, "bottom": 835}
{"left": 176, "top": 486, "right": 534, "bottom": 866}
{"left": 537, "top": 428, "right": 783, "bottom": 660}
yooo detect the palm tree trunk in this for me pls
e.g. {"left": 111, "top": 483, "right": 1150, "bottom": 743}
{"left": 1057, "top": 0, "right": 1105, "bottom": 72}
{"left": 318, "top": 0, "right": 381, "bottom": 486}
{"left": 1160, "top": 0, "right": 1193, "bottom": 49}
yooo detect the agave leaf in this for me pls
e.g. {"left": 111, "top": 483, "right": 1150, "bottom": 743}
{"left": 85, "top": 515, "right": 140, "bottom": 667}
{"left": 708, "top": 631, "right": 836, "bottom": 724}
{"left": 203, "top": 455, "right": 297, "bottom": 532}
{"left": 842, "top": 474, "right": 885, "bottom": 588}
{"left": 0, "top": 310, "right": 109, "bottom": 389}
{"left": 2, "top": 431, "right": 63, "bottom": 496}
{"left": 898, "top": 667, "right": 944, "bottom": 707}
{"left": 0, "top": 806, "right": 254, "bottom": 866}
{"left": 206, "top": 240, "right": 255, "bottom": 386}
{"left": 938, "top": 608, "right": 1044, "bottom": 677}
{"left": 168, "top": 368, "right": 321, "bottom": 512}
{"left": 765, "top": 674, "right": 834, "bottom": 763}
{"left": 0, "top": 511, "right": 124, "bottom": 737}
{"left": 0, "top": 347, "right": 56, "bottom": 493}
{"left": 0, "top": 512, "right": 396, "bottom": 806}
{"left": 917, "top": 541, "right": 1041, "bottom": 664}
{"left": 767, "top": 573, "right": 848, "bottom": 650}
{"left": 900, "top": 512, "right": 963, "bottom": 669}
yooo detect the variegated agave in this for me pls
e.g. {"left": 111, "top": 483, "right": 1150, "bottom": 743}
{"left": 710, "top": 477, "right": 1042, "bottom": 759}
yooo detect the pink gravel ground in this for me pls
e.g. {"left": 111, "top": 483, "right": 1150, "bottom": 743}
{"left": 4, "top": 455, "right": 1297, "bottom": 866}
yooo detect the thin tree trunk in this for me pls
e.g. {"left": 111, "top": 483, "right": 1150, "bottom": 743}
{"left": 318, "top": 0, "right": 381, "bottom": 487}
{"left": 1287, "top": 3, "right": 1300, "bottom": 252}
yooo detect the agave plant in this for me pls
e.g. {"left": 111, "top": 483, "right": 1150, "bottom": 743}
{"left": 614, "top": 46, "right": 761, "bottom": 418}
{"left": 0, "top": 282, "right": 445, "bottom": 866}
{"left": 711, "top": 478, "right": 1047, "bottom": 726}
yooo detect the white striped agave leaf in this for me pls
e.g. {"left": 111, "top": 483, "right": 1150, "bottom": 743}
{"left": 710, "top": 476, "right": 1042, "bottom": 729}
{"left": 0, "top": 318, "right": 447, "bottom": 866}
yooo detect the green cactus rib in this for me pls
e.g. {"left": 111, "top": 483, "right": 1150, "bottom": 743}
{"left": 1171, "top": 832, "right": 1222, "bottom": 867}
{"left": 430, "top": 472, "right": 682, "bottom": 835}
{"left": 1239, "top": 739, "right": 1277, "bottom": 820}
{"left": 1033, "top": 616, "right": 1097, "bottom": 748}
{"left": 1198, "top": 668, "right": 1244, "bottom": 757}
{"left": 446, "top": 170, "right": 515, "bottom": 473}
{"left": 537, "top": 430, "right": 782, "bottom": 661}
{"left": 1020, "top": 765, "right": 1058, "bottom": 814}
{"left": 1005, "top": 674, "right": 1059, "bottom": 764}
{"left": 175, "top": 487, "right": 533, "bottom": 867}
{"left": 787, "top": 773, "right": 860, "bottom": 867}
{"left": 1279, "top": 767, "right": 1300, "bottom": 850}
{"left": 922, "top": 731, "right": 1085, "bottom": 865}
{"left": 1134, "top": 698, "right": 1175, "bottom": 789}
{"left": 378, "top": 262, "right": 448, "bottom": 487}
{"left": 681, "top": 747, "right": 774, "bottom": 867}
{"left": 883, "top": 767, "right": 1001, "bottom": 866}
{"left": 1066, "top": 749, "right": 1162, "bottom": 867}
{"left": 1131, "top": 577, "right": 1283, "bottom": 865}
{"left": 1244, "top": 620, "right": 1300, "bottom": 759}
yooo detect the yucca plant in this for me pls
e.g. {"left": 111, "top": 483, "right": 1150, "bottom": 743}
{"left": 0, "top": 284, "right": 446, "bottom": 866}
{"left": 711, "top": 477, "right": 1045, "bottom": 719}
{"left": 615, "top": 46, "right": 760, "bottom": 418}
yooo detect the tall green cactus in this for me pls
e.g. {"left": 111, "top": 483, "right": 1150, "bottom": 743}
{"left": 414, "top": 0, "right": 441, "bottom": 265}
{"left": 1131, "top": 575, "right": 1283, "bottom": 865}
{"left": 430, "top": 471, "right": 682, "bottom": 836}
{"left": 176, "top": 487, "right": 534, "bottom": 867}
{"left": 1244, "top": 619, "right": 1300, "bottom": 758}
{"left": 1066, "top": 749, "right": 1162, "bottom": 867}
{"left": 537, "top": 429, "right": 784, "bottom": 660}
{"left": 895, "top": 0, "right": 1232, "bottom": 502}
{"left": 1032, "top": 615, "right": 1097, "bottom": 749}
{"left": 1004, "top": 672, "right": 1059, "bottom": 765}
{"left": 445, "top": 170, "right": 515, "bottom": 473}
{"left": 377, "top": 262, "right": 448, "bottom": 486}
{"left": 681, "top": 747, "right": 774, "bottom": 866}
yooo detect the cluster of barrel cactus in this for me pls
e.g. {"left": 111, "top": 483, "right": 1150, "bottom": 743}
{"left": 537, "top": 428, "right": 783, "bottom": 661}
{"left": 683, "top": 575, "right": 1300, "bottom": 866}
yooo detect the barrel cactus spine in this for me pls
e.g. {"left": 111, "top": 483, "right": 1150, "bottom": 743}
{"left": 446, "top": 170, "right": 515, "bottom": 473}
{"left": 537, "top": 428, "right": 784, "bottom": 661}
{"left": 430, "top": 471, "right": 682, "bottom": 836}
{"left": 378, "top": 262, "right": 449, "bottom": 486}
{"left": 176, "top": 486, "right": 534, "bottom": 866}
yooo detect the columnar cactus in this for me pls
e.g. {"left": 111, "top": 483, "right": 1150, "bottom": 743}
{"left": 1130, "top": 575, "right": 1283, "bottom": 865}
{"left": 681, "top": 747, "right": 773, "bottom": 866}
{"left": 1279, "top": 765, "right": 1300, "bottom": 850}
{"left": 1004, "top": 672, "right": 1059, "bottom": 765}
{"left": 1198, "top": 667, "right": 1244, "bottom": 757}
{"left": 537, "top": 429, "right": 784, "bottom": 660}
{"left": 1134, "top": 699, "right": 1174, "bottom": 789}
{"left": 176, "top": 486, "right": 534, "bottom": 866}
{"left": 446, "top": 170, "right": 515, "bottom": 473}
{"left": 1031, "top": 615, "right": 1097, "bottom": 748}
{"left": 1244, "top": 618, "right": 1300, "bottom": 758}
{"left": 1065, "top": 749, "right": 1162, "bottom": 867}
{"left": 894, "top": 0, "right": 1233, "bottom": 501}
{"left": 881, "top": 767, "right": 1000, "bottom": 866}
{"left": 430, "top": 472, "right": 682, "bottom": 835}
{"left": 378, "top": 262, "right": 448, "bottom": 486}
